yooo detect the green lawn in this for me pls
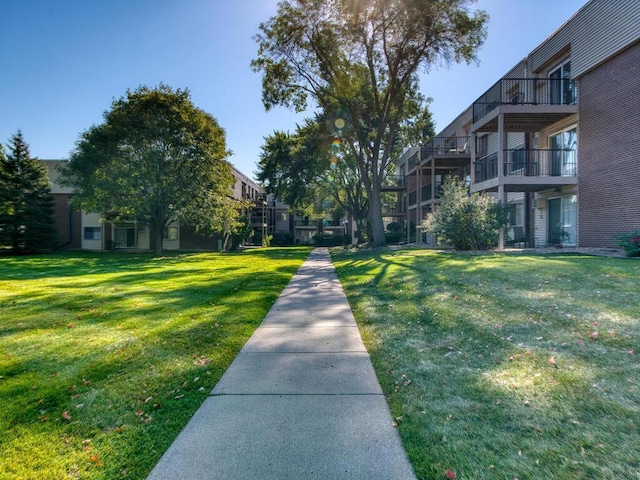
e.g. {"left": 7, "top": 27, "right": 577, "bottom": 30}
{"left": 332, "top": 249, "right": 639, "bottom": 480}
{"left": 0, "top": 248, "right": 310, "bottom": 479}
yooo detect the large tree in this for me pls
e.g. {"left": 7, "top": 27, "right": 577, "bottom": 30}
{"left": 0, "top": 131, "right": 57, "bottom": 253}
{"left": 257, "top": 104, "right": 434, "bottom": 243}
{"left": 252, "top": 0, "right": 487, "bottom": 246}
{"left": 60, "top": 85, "right": 234, "bottom": 256}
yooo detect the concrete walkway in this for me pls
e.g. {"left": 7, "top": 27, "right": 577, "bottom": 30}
{"left": 147, "top": 248, "right": 416, "bottom": 479}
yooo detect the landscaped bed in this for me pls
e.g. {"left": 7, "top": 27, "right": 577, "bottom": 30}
{"left": 0, "top": 248, "right": 310, "bottom": 479}
{"left": 333, "top": 249, "right": 639, "bottom": 480}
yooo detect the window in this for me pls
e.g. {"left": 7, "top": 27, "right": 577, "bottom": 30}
{"left": 507, "top": 202, "right": 524, "bottom": 227}
{"left": 510, "top": 147, "right": 526, "bottom": 174}
{"left": 549, "top": 60, "right": 575, "bottom": 105}
{"left": 476, "top": 135, "right": 488, "bottom": 157}
{"left": 84, "top": 227, "right": 101, "bottom": 240}
{"left": 549, "top": 126, "right": 577, "bottom": 176}
{"left": 163, "top": 226, "right": 179, "bottom": 241}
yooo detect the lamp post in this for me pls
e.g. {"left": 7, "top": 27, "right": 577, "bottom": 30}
{"left": 343, "top": 220, "right": 349, "bottom": 250}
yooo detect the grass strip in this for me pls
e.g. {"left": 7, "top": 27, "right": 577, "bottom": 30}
{"left": 333, "top": 249, "right": 639, "bottom": 480}
{"left": 0, "top": 248, "right": 310, "bottom": 479}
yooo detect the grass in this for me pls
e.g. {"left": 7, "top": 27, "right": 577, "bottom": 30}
{"left": 0, "top": 247, "right": 311, "bottom": 479}
{"left": 332, "top": 249, "right": 640, "bottom": 480}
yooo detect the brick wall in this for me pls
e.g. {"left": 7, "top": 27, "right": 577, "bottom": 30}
{"left": 578, "top": 41, "right": 640, "bottom": 247}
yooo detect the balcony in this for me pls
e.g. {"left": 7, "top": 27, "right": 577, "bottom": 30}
{"left": 472, "top": 77, "right": 578, "bottom": 132}
{"left": 420, "top": 182, "right": 445, "bottom": 202}
{"left": 473, "top": 149, "right": 577, "bottom": 192}
{"left": 421, "top": 136, "right": 470, "bottom": 158}
{"left": 380, "top": 175, "right": 406, "bottom": 191}
{"left": 382, "top": 202, "right": 406, "bottom": 215}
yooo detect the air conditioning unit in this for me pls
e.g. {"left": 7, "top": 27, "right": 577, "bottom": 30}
{"left": 533, "top": 198, "right": 546, "bottom": 209}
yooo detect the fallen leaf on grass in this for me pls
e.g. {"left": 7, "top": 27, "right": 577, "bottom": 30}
{"left": 193, "top": 356, "right": 211, "bottom": 366}
{"left": 135, "top": 409, "right": 144, "bottom": 417}
{"left": 62, "top": 411, "right": 71, "bottom": 421}
{"left": 90, "top": 453, "right": 103, "bottom": 466}
{"left": 445, "top": 469, "right": 457, "bottom": 479}
{"left": 590, "top": 331, "right": 599, "bottom": 340}
{"left": 82, "top": 378, "right": 91, "bottom": 386}
{"left": 549, "top": 357, "right": 557, "bottom": 366}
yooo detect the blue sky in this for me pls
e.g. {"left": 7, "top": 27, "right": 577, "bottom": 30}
{"left": 1, "top": 0, "right": 588, "bottom": 180}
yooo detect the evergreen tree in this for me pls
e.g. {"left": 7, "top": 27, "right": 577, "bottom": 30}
{"left": 0, "top": 131, "right": 57, "bottom": 252}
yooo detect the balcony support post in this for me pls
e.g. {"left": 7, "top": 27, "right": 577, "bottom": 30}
{"left": 431, "top": 157, "right": 436, "bottom": 205}
{"left": 417, "top": 154, "right": 421, "bottom": 244}
{"left": 497, "top": 113, "right": 505, "bottom": 183}
{"left": 498, "top": 184, "right": 507, "bottom": 250}
{"left": 497, "top": 112, "right": 506, "bottom": 250}
{"left": 470, "top": 132, "right": 476, "bottom": 185}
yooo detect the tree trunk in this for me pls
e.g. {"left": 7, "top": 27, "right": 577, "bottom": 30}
{"left": 154, "top": 226, "right": 164, "bottom": 257}
{"left": 368, "top": 184, "right": 386, "bottom": 247}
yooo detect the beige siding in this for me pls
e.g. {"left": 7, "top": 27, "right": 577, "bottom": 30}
{"left": 530, "top": 0, "right": 640, "bottom": 78}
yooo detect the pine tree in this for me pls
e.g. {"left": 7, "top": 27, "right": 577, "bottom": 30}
{"left": 0, "top": 131, "right": 57, "bottom": 253}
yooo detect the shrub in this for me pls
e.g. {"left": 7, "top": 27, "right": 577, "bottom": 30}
{"left": 617, "top": 231, "right": 640, "bottom": 257}
{"left": 421, "top": 177, "right": 507, "bottom": 250}
{"left": 271, "top": 231, "right": 295, "bottom": 246}
{"left": 313, "top": 233, "right": 345, "bottom": 247}
{"left": 385, "top": 230, "right": 404, "bottom": 244}
{"left": 386, "top": 222, "right": 402, "bottom": 233}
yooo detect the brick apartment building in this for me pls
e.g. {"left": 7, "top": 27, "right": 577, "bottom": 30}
{"left": 394, "top": 0, "right": 640, "bottom": 248}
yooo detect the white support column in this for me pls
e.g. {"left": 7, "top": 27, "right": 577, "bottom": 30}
{"left": 497, "top": 113, "right": 505, "bottom": 183}
{"left": 417, "top": 153, "right": 421, "bottom": 244}
{"left": 470, "top": 132, "right": 476, "bottom": 187}
{"left": 497, "top": 113, "right": 506, "bottom": 250}
{"left": 498, "top": 184, "right": 506, "bottom": 250}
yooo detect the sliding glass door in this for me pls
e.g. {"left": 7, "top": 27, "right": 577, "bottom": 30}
{"left": 550, "top": 127, "right": 577, "bottom": 176}
{"left": 548, "top": 195, "right": 577, "bottom": 246}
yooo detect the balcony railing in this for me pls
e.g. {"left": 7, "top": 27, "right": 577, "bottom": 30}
{"left": 475, "top": 149, "right": 577, "bottom": 183}
{"left": 475, "top": 153, "right": 498, "bottom": 183}
{"left": 421, "top": 136, "right": 470, "bottom": 158}
{"left": 382, "top": 202, "right": 406, "bottom": 214}
{"left": 382, "top": 175, "right": 406, "bottom": 188}
{"left": 420, "top": 182, "right": 445, "bottom": 201}
{"left": 473, "top": 77, "right": 577, "bottom": 123}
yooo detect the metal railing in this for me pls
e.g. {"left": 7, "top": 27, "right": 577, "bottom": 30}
{"left": 408, "top": 190, "right": 417, "bottom": 206}
{"left": 474, "top": 152, "right": 499, "bottom": 183}
{"left": 382, "top": 175, "right": 406, "bottom": 188}
{"left": 475, "top": 149, "right": 577, "bottom": 183}
{"left": 421, "top": 136, "right": 470, "bottom": 158}
{"left": 420, "top": 182, "right": 445, "bottom": 201}
{"left": 504, "top": 149, "right": 576, "bottom": 177}
{"left": 382, "top": 203, "right": 405, "bottom": 214}
{"left": 473, "top": 77, "right": 578, "bottom": 123}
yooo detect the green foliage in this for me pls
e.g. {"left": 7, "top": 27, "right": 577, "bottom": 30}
{"left": 228, "top": 215, "right": 254, "bottom": 251}
{"left": 616, "top": 231, "right": 640, "bottom": 257}
{"left": 313, "top": 233, "right": 345, "bottom": 247}
{"left": 271, "top": 231, "right": 295, "bottom": 246}
{"left": 59, "top": 84, "right": 233, "bottom": 256}
{"left": 257, "top": 120, "right": 329, "bottom": 209}
{"left": 253, "top": 0, "right": 487, "bottom": 247}
{"left": 0, "top": 131, "right": 57, "bottom": 253}
{"left": 421, "top": 177, "right": 507, "bottom": 250}
{"left": 386, "top": 222, "right": 402, "bottom": 233}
